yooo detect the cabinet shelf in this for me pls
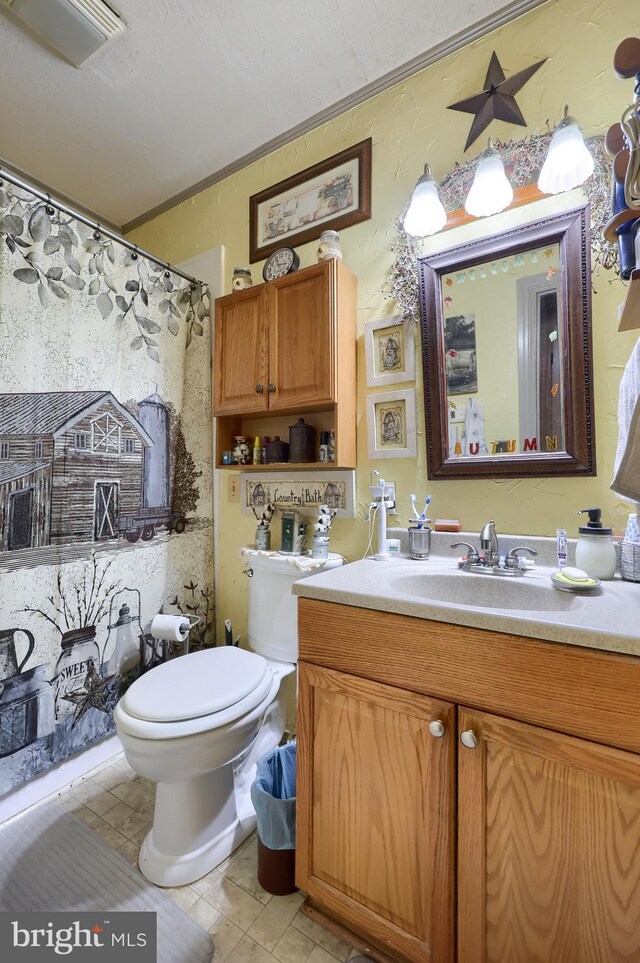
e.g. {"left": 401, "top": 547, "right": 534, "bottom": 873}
{"left": 213, "top": 260, "right": 356, "bottom": 471}
{"left": 618, "top": 269, "right": 640, "bottom": 332}
{"left": 217, "top": 461, "right": 342, "bottom": 472}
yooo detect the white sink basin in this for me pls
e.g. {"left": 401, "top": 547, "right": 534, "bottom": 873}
{"left": 390, "top": 572, "right": 579, "bottom": 612}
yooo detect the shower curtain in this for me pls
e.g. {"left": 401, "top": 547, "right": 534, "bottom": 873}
{"left": 0, "top": 179, "right": 214, "bottom": 795}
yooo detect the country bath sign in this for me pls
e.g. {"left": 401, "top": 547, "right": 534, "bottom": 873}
{"left": 240, "top": 471, "right": 356, "bottom": 518}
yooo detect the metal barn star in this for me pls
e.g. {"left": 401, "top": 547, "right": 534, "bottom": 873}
{"left": 63, "top": 664, "right": 114, "bottom": 727}
{"left": 448, "top": 51, "right": 547, "bottom": 151}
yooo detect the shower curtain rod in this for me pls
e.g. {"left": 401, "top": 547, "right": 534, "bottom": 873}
{"left": 0, "top": 166, "right": 201, "bottom": 286}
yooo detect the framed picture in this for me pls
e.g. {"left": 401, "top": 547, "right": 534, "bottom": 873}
{"left": 365, "top": 315, "right": 415, "bottom": 387}
{"left": 366, "top": 388, "right": 417, "bottom": 459}
{"left": 239, "top": 470, "right": 356, "bottom": 518}
{"left": 445, "top": 313, "right": 478, "bottom": 395}
{"left": 249, "top": 139, "right": 372, "bottom": 262}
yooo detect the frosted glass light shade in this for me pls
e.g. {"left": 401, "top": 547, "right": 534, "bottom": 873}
{"left": 403, "top": 166, "right": 447, "bottom": 236}
{"left": 465, "top": 146, "right": 513, "bottom": 217}
{"left": 538, "top": 116, "right": 594, "bottom": 194}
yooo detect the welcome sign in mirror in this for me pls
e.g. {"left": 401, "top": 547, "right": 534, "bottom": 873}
{"left": 418, "top": 206, "right": 595, "bottom": 479}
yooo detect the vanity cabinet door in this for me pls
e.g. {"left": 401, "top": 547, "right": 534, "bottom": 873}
{"left": 213, "top": 285, "right": 269, "bottom": 414}
{"left": 457, "top": 708, "right": 640, "bottom": 963}
{"left": 297, "top": 661, "right": 455, "bottom": 963}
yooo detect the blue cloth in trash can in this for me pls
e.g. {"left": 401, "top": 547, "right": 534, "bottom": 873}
{"left": 250, "top": 742, "right": 296, "bottom": 850}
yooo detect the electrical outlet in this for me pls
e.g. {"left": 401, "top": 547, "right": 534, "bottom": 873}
{"left": 228, "top": 476, "right": 240, "bottom": 502}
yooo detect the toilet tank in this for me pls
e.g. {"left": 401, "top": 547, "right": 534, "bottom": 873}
{"left": 247, "top": 552, "right": 343, "bottom": 663}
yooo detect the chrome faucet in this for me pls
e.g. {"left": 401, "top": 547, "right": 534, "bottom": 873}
{"left": 479, "top": 520, "right": 499, "bottom": 567}
{"left": 451, "top": 520, "right": 538, "bottom": 576}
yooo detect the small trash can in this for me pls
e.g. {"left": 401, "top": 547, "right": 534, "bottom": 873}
{"left": 250, "top": 741, "right": 297, "bottom": 895}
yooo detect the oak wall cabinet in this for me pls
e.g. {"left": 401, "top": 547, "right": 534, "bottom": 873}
{"left": 213, "top": 260, "right": 356, "bottom": 470}
{"left": 296, "top": 598, "right": 640, "bottom": 963}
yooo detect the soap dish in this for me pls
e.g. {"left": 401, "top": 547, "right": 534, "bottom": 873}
{"left": 550, "top": 572, "right": 601, "bottom": 593}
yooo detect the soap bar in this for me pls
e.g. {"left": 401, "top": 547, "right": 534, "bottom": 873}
{"left": 434, "top": 519, "right": 461, "bottom": 532}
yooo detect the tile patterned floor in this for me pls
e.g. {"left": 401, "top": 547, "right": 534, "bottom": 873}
{"left": 55, "top": 755, "right": 362, "bottom": 962}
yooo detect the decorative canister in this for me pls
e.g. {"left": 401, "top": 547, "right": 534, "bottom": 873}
{"left": 232, "top": 435, "right": 251, "bottom": 465}
{"left": 288, "top": 417, "right": 315, "bottom": 463}
{"left": 255, "top": 525, "right": 271, "bottom": 551}
{"left": 53, "top": 626, "right": 100, "bottom": 720}
{"left": 265, "top": 436, "right": 289, "bottom": 463}
{"left": 311, "top": 535, "right": 330, "bottom": 559}
{"left": 317, "top": 230, "right": 343, "bottom": 262}
{"left": 232, "top": 267, "right": 253, "bottom": 291}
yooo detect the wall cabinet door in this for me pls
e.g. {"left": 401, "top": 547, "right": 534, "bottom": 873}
{"left": 458, "top": 707, "right": 640, "bottom": 963}
{"left": 268, "top": 262, "right": 334, "bottom": 410}
{"left": 297, "top": 662, "right": 455, "bottom": 963}
{"left": 214, "top": 286, "right": 268, "bottom": 414}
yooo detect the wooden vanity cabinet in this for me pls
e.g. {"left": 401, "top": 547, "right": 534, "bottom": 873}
{"left": 457, "top": 708, "right": 640, "bottom": 963}
{"left": 296, "top": 598, "right": 640, "bottom": 963}
{"left": 297, "top": 662, "right": 456, "bottom": 963}
{"left": 213, "top": 259, "right": 356, "bottom": 468}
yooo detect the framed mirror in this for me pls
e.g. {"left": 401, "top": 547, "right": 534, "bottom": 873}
{"left": 417, "top": 204, "right": 595, "bottom": 479}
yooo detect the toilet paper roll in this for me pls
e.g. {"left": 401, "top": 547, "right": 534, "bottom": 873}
{"left": 150, "top": 614, "right": 190, "bottom": 642}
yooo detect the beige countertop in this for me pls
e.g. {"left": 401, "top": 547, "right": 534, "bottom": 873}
{"left": 293, "top": 548, "right": 640, "bottom": 657}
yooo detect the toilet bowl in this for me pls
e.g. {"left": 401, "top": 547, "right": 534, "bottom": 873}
{"left": 114, "top": 551, "right": 342, "bottom": 887}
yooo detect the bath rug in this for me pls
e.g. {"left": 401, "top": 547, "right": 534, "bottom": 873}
{"left": 0, "top": 802, "right": 212, "bottom": 962}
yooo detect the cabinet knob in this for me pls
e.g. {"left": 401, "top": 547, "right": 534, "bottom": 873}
{"left": 255, "top": 384, "right": 264, "bottom": 393}
{"left": 268, "top": 383, "right": 276, "bottom": 393}
{"left": 428, "top": 719, "right": 445, "bottom": 738}
{"left": 460, "top": 729, "right": 478, "bottom": 749}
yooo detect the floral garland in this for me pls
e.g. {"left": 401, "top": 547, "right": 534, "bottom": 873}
{"left": 0, "top": 180, "right": 210, "bottom": 361}
{"left": 386, "top": 132, "right": 614, "bottom": 322}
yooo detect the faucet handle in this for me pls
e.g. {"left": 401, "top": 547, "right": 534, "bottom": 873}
{"left": 504, "top": 546, "right": 538, "bottom": 569}
{"left": 451, "top": 541, "right": 480, "bottom": 563}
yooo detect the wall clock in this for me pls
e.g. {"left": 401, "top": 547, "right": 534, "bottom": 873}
{"left": 262, "top": 247, "right": 300, "bottom": 281}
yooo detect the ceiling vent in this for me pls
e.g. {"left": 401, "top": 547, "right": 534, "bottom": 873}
{"left": 0, "top": 0, "right": 126, "bottom": 67}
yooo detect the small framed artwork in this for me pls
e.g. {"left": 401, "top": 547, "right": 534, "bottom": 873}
{"left": 249, "top": 139, "right": 372, "bottom": 262}
{"left": 366, "top": 388, "right": 417, "bottom": 459}
{"left": 365, "top": 315, "right": 415, "bottom": 387}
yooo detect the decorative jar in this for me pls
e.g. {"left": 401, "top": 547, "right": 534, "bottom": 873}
{"left": 232, "top": 435, "right": 251, "bottom": 465}
{"left": 311, "top": 535, "right": 330, "bottom": 559}
{"left": 317, "top": 230, "right": 343, "bottom": 262}
{"left": 232, "top": 267, "right": 253, "bottom": 291}
{"left": 255, "top": 525, "right": 271, "bottom": 551}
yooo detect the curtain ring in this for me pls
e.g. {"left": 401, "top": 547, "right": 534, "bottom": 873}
{"left": 45, "top": 195, "right": 55, "bottom": 216}
{"left": 93, "top": 223, "right": 101, "bottom": 240}
{"left": 131, "top": 245, "right": 138, "bottom": 260}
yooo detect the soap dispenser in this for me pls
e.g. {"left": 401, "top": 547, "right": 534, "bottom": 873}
{"left": 575, "top": 507, "right": 616, "bottom": 580}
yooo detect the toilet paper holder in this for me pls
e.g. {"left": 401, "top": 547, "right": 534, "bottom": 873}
{"left": 149, "top": 613, "right": 202, "bottom": 658}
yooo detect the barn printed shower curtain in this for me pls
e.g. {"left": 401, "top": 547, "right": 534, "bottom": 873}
{"left": 0, "top": 180, "right": 214, "bottom": 795}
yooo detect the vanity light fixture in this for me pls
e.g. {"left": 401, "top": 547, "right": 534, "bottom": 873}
{"left": 538, "top": 106, "right": 594, "bottom": 195}
{"left": 403, "top": 164, "right": 447, "bottom": 237}
{"left": 464, "top": 138, "right": 514, "bottom": 218}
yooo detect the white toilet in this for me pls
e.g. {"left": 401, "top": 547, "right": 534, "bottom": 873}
{"left": 114, "top": 551, "right": 342, "bottom": 887}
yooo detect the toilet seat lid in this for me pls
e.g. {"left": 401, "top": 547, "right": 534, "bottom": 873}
{"left": 121, "top": 647, "right": 268, "bottom": 722}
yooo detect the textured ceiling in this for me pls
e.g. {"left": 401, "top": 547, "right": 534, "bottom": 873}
{"left": 0, "top": 0, "right": 546, "bottom": 228}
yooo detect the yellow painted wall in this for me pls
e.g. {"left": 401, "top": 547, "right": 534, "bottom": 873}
{"left": 129, "top": 0, "right": 638, "bottom": 645}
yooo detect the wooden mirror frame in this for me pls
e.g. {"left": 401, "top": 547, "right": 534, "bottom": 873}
{"left": 417, "top": 204, "right": 595, "bottom": 479}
